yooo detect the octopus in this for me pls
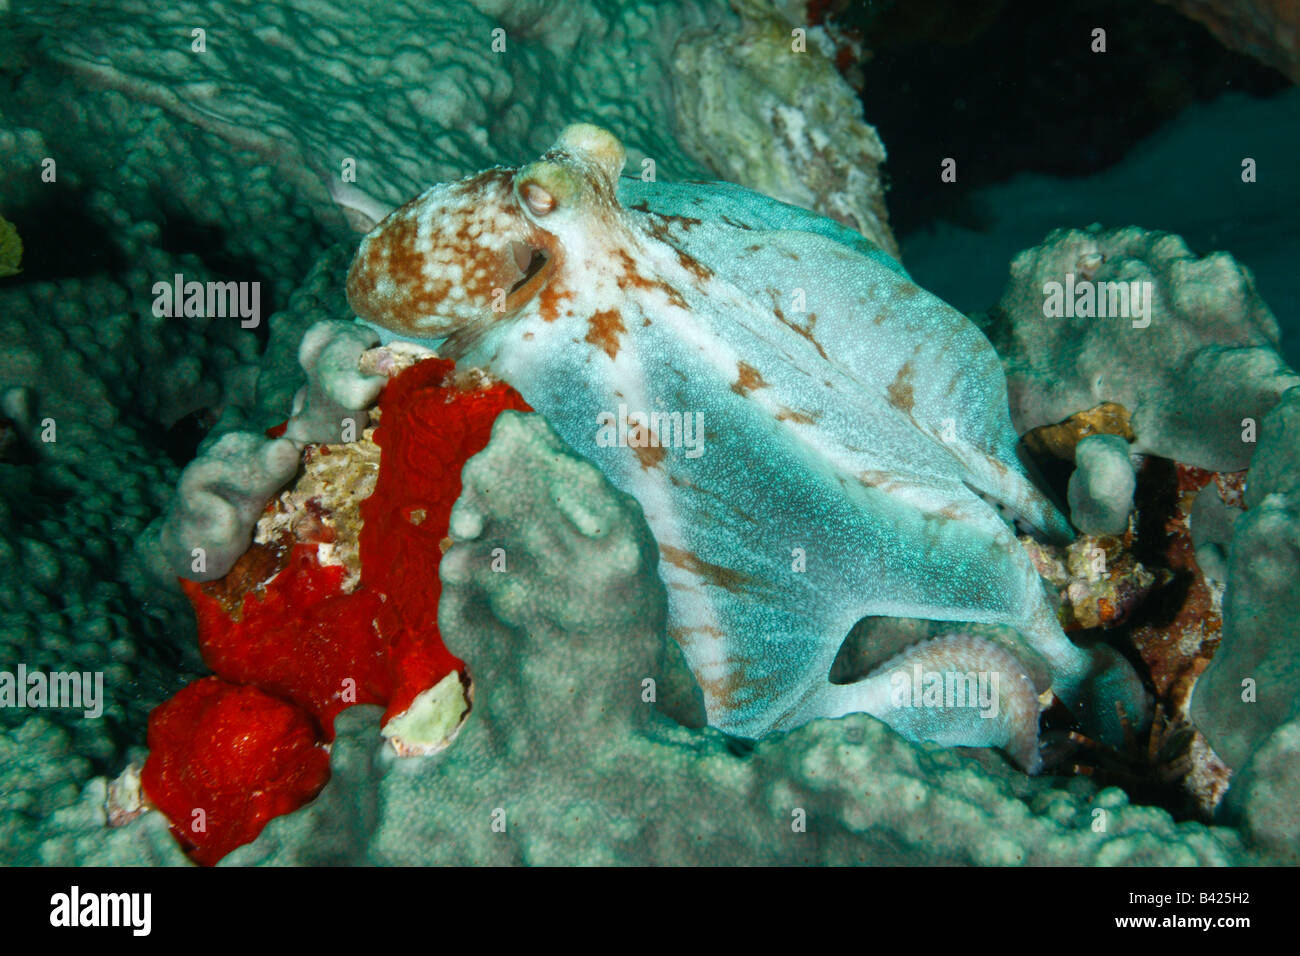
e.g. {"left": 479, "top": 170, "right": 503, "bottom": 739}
{"left": 345, "top": 124, "right": 1148, "bottom": 771}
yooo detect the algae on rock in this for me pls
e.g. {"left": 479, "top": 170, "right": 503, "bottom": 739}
{"left": 0, "top": 214, "right": 20, "bottom": 277}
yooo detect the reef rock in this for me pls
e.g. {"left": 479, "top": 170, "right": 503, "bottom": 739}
{"left": 1068, "top": 434, "right": 1137, "bottom": 536}
{"left": 987, "top": 224, "right": 1298, "bottom": 473}
{"left": 671, "top": 0, "right": 897, "bottom": 255}
{"left": 1192, "top": 386, "right": 1300, "bottom": 770}
{"left": 1159, "top": 0, "right": 1300, "bottom": 83}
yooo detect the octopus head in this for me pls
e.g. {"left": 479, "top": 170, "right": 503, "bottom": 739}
{"left": 345, "top": 123, "right": 628, "bottom": 347}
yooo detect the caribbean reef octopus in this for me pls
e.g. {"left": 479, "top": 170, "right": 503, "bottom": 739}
{"left": 345, "top": 123, "right": 1148, "bottom": 772}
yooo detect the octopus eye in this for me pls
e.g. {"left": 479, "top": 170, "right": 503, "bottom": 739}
{"left": 522, "top": 182, "right": 556, "bottom": 216}
{"left": 508, "top": 240, "right": 550, "bottom": 294}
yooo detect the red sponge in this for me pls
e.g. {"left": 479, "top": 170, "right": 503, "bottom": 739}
{"left": 141, "top": 677, "right": 330, "bottom": 867}
{"left": 144, "top": 357, "right": 531, "bottom": 864}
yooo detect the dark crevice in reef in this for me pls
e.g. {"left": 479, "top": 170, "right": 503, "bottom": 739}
{"left": 154, "top": 210, "right": 280, "bottom": 348}
{"left": 725, "top": 736, "right": 758, "bottom": 758}
{"left": 159, "top": 406, "right": 221, "bottom": 467}
{"left": 830, "top": 0, "right": 1290, "bottom": 238}
{"left": 0, "top": 460, "right": 76, "bottom": 533}
{"left": 3, "top": 187, "right": 129, "bottom": 283}
{"left": 1129, "top": 456, "right": 1180, "bottom": 569}
{"left": 1019, "top": 447, "right": 1074, "bottom": 523}
{"left": 999, "top": 440, "right": 1214, "bottom": 821}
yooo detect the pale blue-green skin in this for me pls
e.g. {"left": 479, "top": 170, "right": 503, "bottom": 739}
{"left": 350, "top": 128, "right": 1145, "bottom": 753}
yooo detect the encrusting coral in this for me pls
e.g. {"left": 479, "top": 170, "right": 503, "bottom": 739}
{"left": 670, "top": 0, "right": 897, "bottom": 255}
{"left": 145, "top": 320, "right": 386, "bottom": 583}
{"left": 1067, "top": 434, "right": 1137, "bottom": 536}
{"left": 150, "top": 432, "right": 301, "bottom": 583}
{"left": 986, "top": 224, "right": 1298, "bottom": 473}
{"left": 1191, "top": 385, "right": 1300, "bottom": 771}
